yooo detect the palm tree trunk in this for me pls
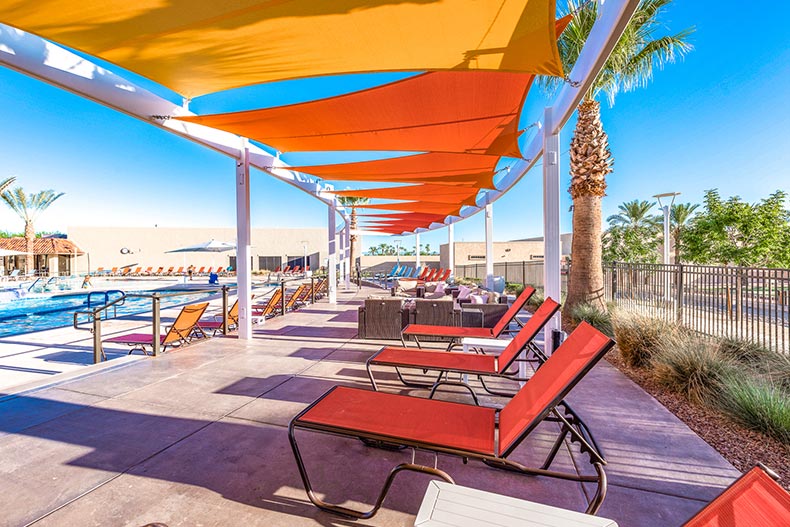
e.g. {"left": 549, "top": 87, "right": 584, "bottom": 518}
{"left": 349, "top": 209, "right": 358, "bottom": 274}
{"left": 24, "top": 220, "right": 35, "bottom": 273}
{"left": 566, "top": 194, "right": 606, "bottom": 311}
{"left": 564, "top": 99, "right": 612, "bottom": 315}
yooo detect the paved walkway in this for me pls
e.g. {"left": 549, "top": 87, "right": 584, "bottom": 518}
{"left": 0, "top": 287, "right": 739, "bottom": 526}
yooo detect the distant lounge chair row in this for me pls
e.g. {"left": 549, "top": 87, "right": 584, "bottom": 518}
{"left": 94, "top": 266, "right": 235, "bottom": 277}
{"left": 378, "top": 264, "right": 452, "bottom": 284}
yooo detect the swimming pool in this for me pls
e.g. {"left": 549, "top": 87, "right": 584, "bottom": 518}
{"left": 0, "top": 289, "right": 219, "bottom": 338}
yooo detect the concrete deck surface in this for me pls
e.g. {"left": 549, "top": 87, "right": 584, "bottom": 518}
{"left": 0, "top": 286, "right": 740, "bottom": 526}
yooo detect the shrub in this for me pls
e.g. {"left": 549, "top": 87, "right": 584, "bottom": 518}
{"left": 717, "top": 376, "right": 790, "bottom": 445}
{"left": 652, "top": 334, "right": 734, "bottom": 403}
{"left": 718, "top": 337, "right": 790, "bottom": 390}
{"left": 505, "top": 282, "right": 525, "bottom": 295}
{"left": 612, "top": 311, "right": 675, "bottom": 368}
{"left": 527, "top": 288, "right": 544, "bottom": 308}
{"left": 569, "top": 303, "right": 613, "bottom": 337}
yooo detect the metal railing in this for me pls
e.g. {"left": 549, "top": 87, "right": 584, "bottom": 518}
{"left": 604, "top": 262, "right": 790, "bottom": 353}
{"left": 73, "top": 286, "right": 232, "bottom": 364}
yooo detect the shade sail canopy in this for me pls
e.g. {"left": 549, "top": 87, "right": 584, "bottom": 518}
{"left": 178, "top": 71, "right": 534, "bottom": 157}
{"left": 333, "top": 184, "right": 480, "bottom": 205}
{"left": 358, "top": 201, "right": 465, "bottom": 215}
{"left": 0, "top": 0, "right": 564, "bottom": 98}
{"left": 290, "top": 153, "right": 502, "bottom": 186}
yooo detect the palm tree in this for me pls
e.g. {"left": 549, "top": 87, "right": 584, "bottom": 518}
{"left": 1, "top": 187, "right": 64, "bottom": 272}
{"left": 540, "top": 0, "right": 693, "bottom": 313}
{"left": 670, "top": 202, "right": 699, "bottom": 263}
{"left": 607, "top": 200, "right": 660, "bottom": 228}
{"left": 337, "top": 195, "right": 370, "bottom": 272}
{"left": 0, "top": 177, "right": 14, "bottom": 196}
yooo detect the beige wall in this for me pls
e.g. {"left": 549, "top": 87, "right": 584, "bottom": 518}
{"left": 439, "top": 234, "right": 572, "bottom": 269}
{"left": 68, "top": 226, "right": 327, "bottom": 273}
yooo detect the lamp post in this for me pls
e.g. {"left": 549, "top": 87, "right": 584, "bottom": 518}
{"left": 653, "top": 192, "right": 680, "bottom": 265}
{"left": 654, "top": 192, "right": 680, "bottom": 304}
{"left": 300, "top": 240, "right": 308, "bottom": 271}
{"left": 394, "top": 238, "right": 402, "bottom": 266}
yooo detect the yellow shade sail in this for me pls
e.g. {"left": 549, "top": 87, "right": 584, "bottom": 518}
{"left": 0, "top": 0, "right": 564, "bottom": 97}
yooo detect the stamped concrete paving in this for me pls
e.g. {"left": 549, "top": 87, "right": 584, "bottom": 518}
{"left": 0, "top": 287, "right": 740, "bottom": 526}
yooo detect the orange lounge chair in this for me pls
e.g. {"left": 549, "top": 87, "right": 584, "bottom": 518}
{"left": 283, "top": 284, "right": 308, "bottom": 312}
{"left": 683, "top": 464, "right": 790, "bottom": 526}
{"left": 367, "top": 298, "right": 560, "bottom": 401}
{"left": 175, "top": 266, "right": 184, "bottom": 275}
{"left": 401, "top": 286, "right": 535, "bottom": 349}
{"left": 195, "top": 266, "right": 206, "bottom": 275}
{"left": 104, "top": 302, "right": 209, "bottom": 355}
{"left": 120, "top": 268, "right": 132, "bottom": 277}
{"left": 198, "top": 296, "right": 251, "bottom": 334}
{"left": 290, "top": 322, "right": 615, "bottom": 519}
{"left": 252, "top": 289, "right": 283, "bottom": 320}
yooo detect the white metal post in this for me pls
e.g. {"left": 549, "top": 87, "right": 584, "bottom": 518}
{"left": 344, "top": 226, "right": 351, "bottom": 288}
{"left": 543, "top": 107, "right": 562, "bottom": 352}
{"left": 235, "top": 144, "right": 253, "bottom": 338}
{"left": 328, "top": 207, "right": 337, "bottom": 304}
{"left": 447, "top": 223, "right": 455, "bottom": 278}
{"left": 338, "top": 224, "right": 346, "bottom": 289}
{"left": 415, "top": 233, "right": 421, "bottom": 270}
{"left": 662, "top": 205, "right": 671, "bottom": 264}
{"left": 485, "top": 203, "right": 494, "bottom": 290}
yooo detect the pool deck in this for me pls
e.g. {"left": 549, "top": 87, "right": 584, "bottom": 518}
{"left": 0, "top": 286, "right": 740, "bottom": 526}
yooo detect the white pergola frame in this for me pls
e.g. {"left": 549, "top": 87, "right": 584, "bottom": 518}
{"left": 0, "top": 0, "right": 637, "bottom": 341}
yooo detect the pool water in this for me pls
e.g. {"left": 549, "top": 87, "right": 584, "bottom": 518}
{"left": 0, "top": 289, "right": 218, "bottom": 338}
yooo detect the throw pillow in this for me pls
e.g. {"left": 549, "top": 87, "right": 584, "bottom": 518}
{"left": 469, "top": 293, "right": 487, "bottom": 304}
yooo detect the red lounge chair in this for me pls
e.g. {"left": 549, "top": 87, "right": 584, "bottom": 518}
{"left": 367, "top": 298, "right": 560, "bottom": 401}
{"left": 684, "top": 464, "right": 790, "bottom": 526}
{"left": 437, "top": 268, "right": 451, "bottom": 282}
{"left": 291, "top": 265, "right": 302, "bottom": 275}
{"left": 402, "top": 286, "right": 536, "bottom": 349}
{"left": 417, "top": 267, "right": 431, "bottom": 280}
{"left": 273, "top": 265, "right": 281, "bottom": 273}
{"left": 290, "top": 322, "right": 615, "bottom": 519}
{"left": 104, "top": 302, "right": 209, "bottom": 355}
{"left": 426, "top": 268, "right": 441, "bottom": 281}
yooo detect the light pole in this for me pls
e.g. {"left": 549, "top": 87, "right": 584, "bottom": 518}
{"left": 654, "top": 192, "right": 680, "bottom": 304}
{"left": 653, "top": 192, "right": 680, "bottom": 265}
{"left": 394, "top": 239, "right": 402, "bottom": 266}
{"left": 300, "top": 240, "right": 308, "bottom": 271}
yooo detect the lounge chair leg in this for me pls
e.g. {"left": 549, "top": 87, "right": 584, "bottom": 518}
{"left": 366, "top": 357, "right": 379, "bottom": 391}
{"left": 393, "top": 367, "right": 443, "bottom": 389}
{"left": 289, "top": 424, "right": 454, "bottom": 519}
{"left": 478, "top": 376, "right": 518, "bottom": 397}
{"left": 429, "top": 380, "right": 480, "bottom": 405}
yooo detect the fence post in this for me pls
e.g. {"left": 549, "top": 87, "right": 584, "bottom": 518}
{"left": 311, "top": 276, "right": 316, "bottom": 304}
{"left": 675, "top": 263, "right": 684, "bottom": 324}
{"left": 221, "top": 285, "right": 229, "bottom": 335}
{"left": 611, "top": 261, "right": 617, "bottom": 302}
{"left": 92, "top": 313, "right": 103, "bottom": 364}
{"left": 522, "top": 261, "right": 526, "bottom": 286}
{"left": 152, "top": 293, "right": 161, "bottom": 357}
{"left": 280, "top": 280, "right": 286, "bottom": 315}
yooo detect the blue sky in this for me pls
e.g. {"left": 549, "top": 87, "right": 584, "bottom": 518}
{"left": 0, "top": 1, "right": 788, "bottom": 254}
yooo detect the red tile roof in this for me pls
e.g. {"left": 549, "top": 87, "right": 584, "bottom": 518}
{"left": 0, "top": 237, "right": 84, "bottom": 255}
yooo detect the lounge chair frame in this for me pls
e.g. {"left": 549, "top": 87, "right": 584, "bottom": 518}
{"left": 367, "top": 299, "right": 559, "bottom": 401}
{"left": 290, "top": 323, "right": 614, "bottom": 519}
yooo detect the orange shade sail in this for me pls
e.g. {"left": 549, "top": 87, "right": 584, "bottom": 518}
{"left": 333, "top": 184, "right": 479, "bottom": 205}
{"left": 358, "top": 201, "right": 465, "bottom": 216}
{"left": 178, "top": 71, "right": 534, "bottom": 157}
{"left": 0, "top": 0, "right": 564, "bottom": 97}
{"left": 291, "top": 153, "right": 502, "bottom": 187}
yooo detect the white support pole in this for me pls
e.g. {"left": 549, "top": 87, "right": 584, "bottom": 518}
{"left": 338, "top": 224, "right": 345, "bottom": 289}
{"left": 543, "top": 107, "right": 562, "bottom": 352}
{"left": 415, "top": 233, "right": 421, "bottom": 269}
{"left": 447, "top": 223, "right": 455, "bottom": 278}
{"left": 235, "top": 143, "right": 253, "bottom": 338}
{"left": 484, "top": 203, "right": 494, "bottom": 290}
{"left": 344, "top": 226, "right": 351, "bottom": 288}
{"left": 328, "top": 207, "right": 337, "bottom": 304}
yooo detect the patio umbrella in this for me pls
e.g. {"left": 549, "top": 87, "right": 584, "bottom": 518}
{"left": 166, "top": 240, "right": 237, "bottom": 274}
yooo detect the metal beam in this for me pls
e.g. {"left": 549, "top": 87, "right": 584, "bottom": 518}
{"left": 485, "top": 203, "right": 494, "bottom": 290}
{"left": 236, "top": 143, "right": 253, "bottom": 338}
{"left": 542, "top": 107, "right": 561, "bottom": 351}
{"left": 327, "top": 207, "right": 337, "bottom": 304}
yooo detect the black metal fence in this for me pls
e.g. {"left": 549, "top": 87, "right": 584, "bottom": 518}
{"left": 454, "top": 261, "right": 569, "bottom": 293}
{"left": 604, "top": 262, "right": 790, "bottom": 353}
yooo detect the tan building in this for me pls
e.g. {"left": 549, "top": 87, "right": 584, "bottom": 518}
{"left": 68, "top": 226, "right": 327, "bottom": 274}
{"left": 440, "top": 234, "right": 572, "bottom": 269}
